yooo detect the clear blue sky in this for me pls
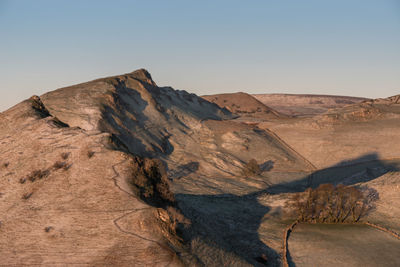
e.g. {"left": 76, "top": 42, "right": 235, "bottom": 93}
{"left": 1, "top": 0, "right": 399, "bottom": 111}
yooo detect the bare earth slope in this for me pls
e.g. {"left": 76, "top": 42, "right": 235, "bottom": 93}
{"left": 0, "top": 97, "right": 183, "bottom": 266}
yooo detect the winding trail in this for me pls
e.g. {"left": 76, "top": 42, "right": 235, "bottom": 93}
{"left": 107, "top": 155, "right": 179, "bottom": 267}
{"left": 41, "top": 95, "right": 179, "bottom": 265}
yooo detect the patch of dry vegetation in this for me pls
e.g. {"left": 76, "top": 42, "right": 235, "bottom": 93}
{"left": 53, "top": 161, "right": 67, "bottom": 170}
{"left": 130, "top": 157, "right": 192, "bottom": 249}
{"left": 20, "top": 155, "right": 72, "bottom": 185}
{"left": 27, "top": 169, "right": 51, "bottom": 182}
{"left": 243, "top": 158, "right": 262, "bottom": 176}
{"left": 87, "top": 150, "right": 95, "bottom": 158}
{"left": 130, "top": 158, "right": 175, "bottom": 207}
{"left": 289, "top": 184, "right": 378, "bottom": 223}
{"left": 61, "top": 152, "right": 70, "bottom": 160}
{"left": 22, "top": 192, "right": 33, "bottom": 200}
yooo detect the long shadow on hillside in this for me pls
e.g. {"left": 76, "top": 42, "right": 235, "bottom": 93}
{"left": 176, "top": 193, "right": 278, "bottom": 266}
{"left": 175, "top": 153, "right": 399, "bottom": 266}
{"left": 99, "top": 79, "right": 236, "bottom": 158}
{"left": 266, "top": 152, "right": 400, "bottom": 195}
{"left": 99, "top": 82, "right": 175, "bottom": 157}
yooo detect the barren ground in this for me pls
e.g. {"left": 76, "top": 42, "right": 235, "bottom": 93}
{"left": 288, "top": 224, "right": 400, "bottom": 267}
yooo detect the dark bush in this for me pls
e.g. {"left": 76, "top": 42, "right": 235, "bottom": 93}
{"left": 22, "top": 192, "right": 33, "bottom": 200}
{"left": 243, "top": 159, "right": 262, "bottom": 176}
{"left": 28, "top": 169, "right": 50, "bottom": 182}
{"left": 87, "top": 151, "right": 95, "bottom": 158}
{"left": 63, "top": 163, "right": 72, "bottom": 171}
{"left": 130, "top": 158, "right": 175, "bottom": 207}
{"left": 53, "top": 161, "right": 67, "bottom": 170}
{"left": 61, "top": 152, "right": 70, "bottom": 160}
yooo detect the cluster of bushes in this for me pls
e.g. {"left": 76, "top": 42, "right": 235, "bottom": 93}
{"left": 130, "top": 158, "right": 191, "bottom": 245}
{"left": 20, "top": 169, "right": 51, "bottom": 184}
{"left": 20, "top": 153, "right": 72, "bottom": 184}
{"left": 289, "top": 184, "right": 378, "bottom": 223}
{"left": 130, "top": 158, "right": 175, "bottom": 207}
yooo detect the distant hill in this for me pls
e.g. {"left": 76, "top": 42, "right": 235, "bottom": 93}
{"left": 253, "top": 93, "right": 368, "bottom": 116}
{"left": 202, "top": 92, "right": 286, "bottom": 118}
{"left": 316, "top": 93, "right": 400, "bottom": 123}
{"left": 258, "top": 92, "right": 400, "bottom": 169}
